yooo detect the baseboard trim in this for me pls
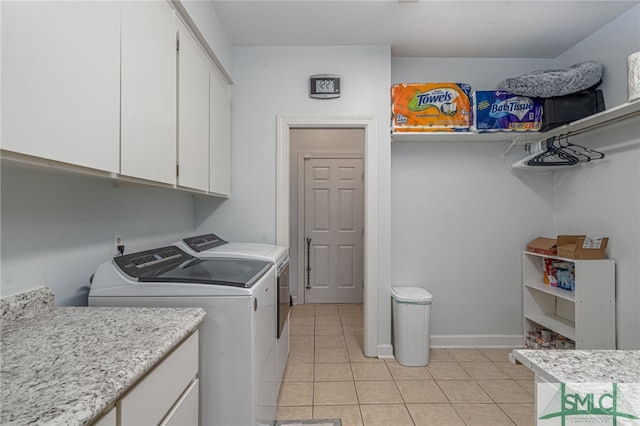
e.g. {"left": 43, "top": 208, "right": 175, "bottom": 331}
{"left": 377, "top": 344, "right": 394, "bottom": 359}
{"left": 430, "top": 334, "right": 524, "bottom": 348}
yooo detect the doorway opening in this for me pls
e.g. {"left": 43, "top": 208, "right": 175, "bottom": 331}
{"left": 276, "top": 115, "right": 379, "bottom": 357}
{"left": 290, "top": 129, "right": 364, "bottom": 305}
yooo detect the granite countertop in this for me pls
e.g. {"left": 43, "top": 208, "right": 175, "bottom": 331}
{"left": 0, "top": 288, "right": 206, "bottom": 426}
{"left": 510, "top": 349, "right": 640, "bottom": 383}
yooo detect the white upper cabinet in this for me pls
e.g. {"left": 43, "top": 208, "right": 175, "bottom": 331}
{"left": 209, "top": 67, "right": 231, "bottom": 197}
{"left": 120, "top": 1, "right": 177, "bottom": 184}
{"left": 1, "top": 1, "right": 121, "bottom": 172}
{"left": 177, "top": 21, "right": 210, "bottom": 192}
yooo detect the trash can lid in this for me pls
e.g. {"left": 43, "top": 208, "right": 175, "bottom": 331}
{"left": 391, "top": 287, "right": 433, "bottom": 303}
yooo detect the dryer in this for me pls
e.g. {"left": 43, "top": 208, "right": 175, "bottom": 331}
{"left": 174, "top": 233, "right": 290, "bottom": 386}
{"left": 89, "top": 246, "right": 277, "bottom": 426}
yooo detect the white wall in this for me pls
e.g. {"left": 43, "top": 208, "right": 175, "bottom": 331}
{"left": 555, "top": 3, "right": 640, "bottom": 108}
{"left": 551, "top": 4, "right": 640, "bottom": 349}
{"left": 178, "top": 0, "right": 234, "bottom": 80}
{"left": 194, "top": 45, "right": 393, "bottom": 349}
{"left": 390, "top": 58, "right": 557, "bottom": 346}
{"left": 1, "top": 167, "right": 195, "bottom": 306}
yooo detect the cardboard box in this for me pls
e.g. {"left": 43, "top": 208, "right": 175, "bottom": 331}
{"left": 556, "top": 235, "right": 609, "bottom": 259}
{"left": 526, "top": 237, "right": 557, "bottom": 255}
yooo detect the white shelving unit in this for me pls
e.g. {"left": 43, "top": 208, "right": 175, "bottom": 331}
{"left": 391, "top": 101, "right": 640, "bottom": 145}
{"left": 522, "top": 251, "right": 616, "bottom": 349}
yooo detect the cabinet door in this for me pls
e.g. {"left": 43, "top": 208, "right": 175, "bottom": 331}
{"left": 120, "top": 1, "right": 176, "bottom": 184}
{"left": 177, "top": 21, "right": 209, "bottom": 192}
{"left": 1, "top": 1, "right": 120, "bottom": 172}
{"left": 209, "top": 67, "right": 231, "bottom": 197}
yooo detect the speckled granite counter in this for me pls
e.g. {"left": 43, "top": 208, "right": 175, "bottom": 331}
{"left": 510, "top": 349, "right": 640, "bottom": 383}
{"left": 0, "top": 288, "right": 206, "bottom": 425}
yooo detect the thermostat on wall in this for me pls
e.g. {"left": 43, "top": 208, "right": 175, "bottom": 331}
{"left": 309, "top": 74, "right": 341, "bottom": 99}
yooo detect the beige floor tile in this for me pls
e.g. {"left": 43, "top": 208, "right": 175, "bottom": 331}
{"left": 291, "top": 316, "right": 315, "bottom": 326}
{"left": 315, "top": 347, "right": 350, "bottom": 363}
{"left": 406, "top": 403, "right": 466, "bottom": 426}
{"left": 360, "top": 404, "right": 414, "bottom": 426}
{"left": 453, "top": 403, "right": 516, "bottom": 425}
{"left": 276, "top": 406, "right": 313, "bottom": 420}
{"left": 351, "top": 362, "right": 393, "bottom": 381}
{"left": 283, "top": 362, "right": 314, "bottom": 382}
{"left": 447, "top": 348, "right": 490, "bottom": 361}
{"left": 315, "top": 324, "right": 345, "bottom": 336}
{"left": 316, "top": 304, "right": 339, "bottom": 316}
{"left": 338, "top": 304, "right": 362, "bottom": 314}
{"left": 345, "top": 335, "right": 364, "bottom": 350}
{"left": 290, "top": 335, "right": 314, "bottom": 349}
{"left": 386, "top": 360, "right": 432, "bottom": 380}
{"left": 460, "top": 361, "right": 510, "bottom": 380}
{"left": 479, "top": 348, "right": 513, "bottom": 362}
{"left": 315, "top": 335, "right": 347, "bottom": 349}
{"left": 342, "top": 325, "right": 364, "bottom": 337}
{"left": 426, "top": 361, "right": 472, "bottom": 380}
{"left": 396, "top": 380, "right": 448, "bottom": 403}
{"left": 314, "top": 381, "right": 359, "bottom": 405}
{"left": 314, "top": 405, "right": 363, "bottom": 426}
{"left": 436, "top": 380, "right": 493, "bottom": 403}
{"left": 499, "top": 403, "right": 535, "bottom": 426}
{"left": 278, "top": 382, "right": 314, "bottom": 406}
{"left": 340, "top": 315, "right": 363, "bottom": 326}
{"left": 290, "top": 324, "right": 315, "bottom": 336}
{"left": 291, "top": 305, "right": 316, "bottom": 317}
{"left": 517, "top": 379, "right": 535, "bottom": 395}
{"left": 429, "top": 349, "right": 455, "bottom": 361}
{"left": 477, "top": 380, "right": 534, "bottom": 404}
{"left": 316, "top": 316, "right": 343, "bottom": 327}
{"left": 314, "top": 362, "right": 353, "bottom": 381}
{"left": 347, "top": 347, "right": 384, "bottom": 363}
{"left": 494, "top": 361, "right": 535, "bottom": 380}
{"left": 288, "top": 347, "right": 314, "bottom": 363}
{"left": 355, "top": 381, "right": 403, "bottom": 404}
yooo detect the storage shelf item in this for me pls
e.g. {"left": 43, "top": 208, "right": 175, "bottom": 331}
{"left": 522, "top": 251, "right": 616, "bottom": 349}
{"left": 391, "top": 101, "right": 640, "bottom": 153}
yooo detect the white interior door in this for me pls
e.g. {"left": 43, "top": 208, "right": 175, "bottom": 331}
{"left": 304, "top": 158, "right": 363, "bottom": 304}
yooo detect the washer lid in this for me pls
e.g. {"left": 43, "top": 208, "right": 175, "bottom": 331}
{"left": 391, "top": 287, "right": 433, "bottom": 303}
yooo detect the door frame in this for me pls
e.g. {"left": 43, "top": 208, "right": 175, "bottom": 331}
{"left": 276, "top": 115, "right": 378, "bottom": 357}
{"left": 297, "top": 153, "right": 364, "bottom": 305}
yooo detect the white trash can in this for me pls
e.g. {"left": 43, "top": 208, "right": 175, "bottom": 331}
{"left": 391, "top": 287, "right": 433, "bottom": 367}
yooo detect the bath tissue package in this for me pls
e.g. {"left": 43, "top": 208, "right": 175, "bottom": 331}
{"left": 471, "top": 91, "right": 543, "bottom": 132}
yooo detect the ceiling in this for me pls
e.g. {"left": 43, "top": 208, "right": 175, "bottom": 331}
{"left": 211, "top": 1, "right": 639, "bottom": 58}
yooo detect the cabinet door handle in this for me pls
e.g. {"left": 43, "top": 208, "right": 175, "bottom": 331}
{"left": 306, "top": 237, "right": 312, "bottom": 290}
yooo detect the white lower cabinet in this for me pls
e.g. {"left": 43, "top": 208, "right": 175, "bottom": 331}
{"left": 161, "top": 379, "right": 199, "bottom": 426}
{"left": 112, "top": 331, "right": 199, "bottom": 426}
{"left": 522, "top": 251, "right": 616, "bottom": 349}
{"left": 92, "top": 407, "right": 116, "bottom": 426}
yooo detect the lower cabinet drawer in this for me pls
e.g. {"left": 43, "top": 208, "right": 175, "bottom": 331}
{"left": 119, "top": 331, "right": 199, "bottom": 425}
{"left": 160, "top": 378, "right": 199, "bottom": 426}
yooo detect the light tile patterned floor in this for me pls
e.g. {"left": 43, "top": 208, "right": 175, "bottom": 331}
{"left": 277, "top": 304, "right": 535, "bottom": 426}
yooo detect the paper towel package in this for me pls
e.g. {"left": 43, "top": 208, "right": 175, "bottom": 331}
{"left": 392, "top": 83, "right": 471, "bottom": 132}
{"left": 471, "top": 91, "right": 543, "bottom": 132}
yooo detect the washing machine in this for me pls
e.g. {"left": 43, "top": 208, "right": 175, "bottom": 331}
{"left": 174, "top": 233, "right": 290, "bottom": 386}
{"left": 89, "top": 245, "right": 277, "bottom": 426}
